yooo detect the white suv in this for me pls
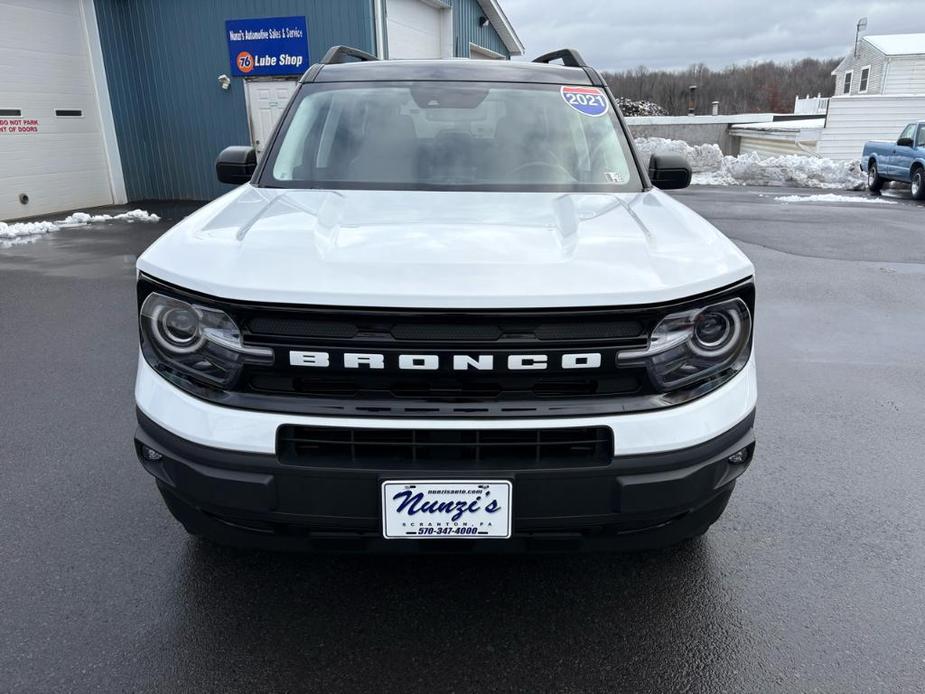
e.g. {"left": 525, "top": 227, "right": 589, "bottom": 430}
{"left": 134, "top": 47, "right": 756, "bottom": 552}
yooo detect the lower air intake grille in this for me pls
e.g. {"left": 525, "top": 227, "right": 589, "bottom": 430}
{"left": 277, "top": 425, "right": 614, "bottom": 469}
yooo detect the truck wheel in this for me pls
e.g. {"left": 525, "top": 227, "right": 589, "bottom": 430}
{"left": 912, "top": 168, "right": 925, "bottom": 201}
{"left": 867, "top": 161, "right": 884, "bottom": 193}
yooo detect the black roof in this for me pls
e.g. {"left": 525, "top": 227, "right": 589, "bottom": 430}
{"left": 308, "top": 59, "right": 597, "bottom": 85}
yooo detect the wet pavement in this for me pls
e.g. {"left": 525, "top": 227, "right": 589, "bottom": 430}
{"left": 1, "top": 188, "right": 924, "bottom": 692}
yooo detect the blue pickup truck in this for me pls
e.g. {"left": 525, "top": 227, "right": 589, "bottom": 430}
{"left": 861, "top": 121, "right": 925, "bottom": 200}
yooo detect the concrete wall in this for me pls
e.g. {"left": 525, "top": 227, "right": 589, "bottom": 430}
{"left": 624, "top": 114, "right": 775, "bottom": 155}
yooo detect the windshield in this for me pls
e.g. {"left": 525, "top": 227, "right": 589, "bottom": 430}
{"left": 261, "top": 81, "right": 643, "bottom": 192}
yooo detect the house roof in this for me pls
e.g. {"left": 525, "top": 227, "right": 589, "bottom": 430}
{"left": 476, "top": 0, "right": 525, "bottom": 56}
{"left": 863, "top": 33, "right": 925, "bottom": 56}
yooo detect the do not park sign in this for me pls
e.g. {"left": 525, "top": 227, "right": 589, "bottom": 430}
{"left": 226, "top": 16, "right": 310, "bottom": 77}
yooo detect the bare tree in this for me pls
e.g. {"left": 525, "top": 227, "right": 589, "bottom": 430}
{"left": 603, "top": 57, "right": 841, "bottom": 115}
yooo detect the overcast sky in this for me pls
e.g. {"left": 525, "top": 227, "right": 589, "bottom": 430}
{"left": 503, "top": 0, "right": 917, "bottom": 71}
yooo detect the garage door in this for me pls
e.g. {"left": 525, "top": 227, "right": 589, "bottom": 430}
{"left": 0, "top": 0, "right": 114, "bottom": 220}
{"left": 387, "top": 0, "right": 446, "bottom": 59}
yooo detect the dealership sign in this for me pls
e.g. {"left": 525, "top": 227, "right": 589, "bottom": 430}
{"left": 226, "top": 16, "right": 309, "bottom": 77}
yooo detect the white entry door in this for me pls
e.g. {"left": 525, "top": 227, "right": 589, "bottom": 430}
{"left": 387, "top": 0, "right": 451, "bottom": 59}
{"left": 245, "top": 79, "right": 299, "bottom": 155}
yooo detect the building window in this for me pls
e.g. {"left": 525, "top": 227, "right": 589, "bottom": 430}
{"left": 0, "top": 108, "right": 21, "bottom": 117}
{"left": 55, "top": 109, "right": 83, "bottom": 117}
{"left": 843, "top": 71, "right": 853, "bottom": 94}
{"left": 859, "top": 66, "right": 870, "bottom": 93}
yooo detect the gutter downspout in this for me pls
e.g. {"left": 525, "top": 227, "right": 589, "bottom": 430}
{"left": 372, "top": 0, "right": 387, "bottom": 59}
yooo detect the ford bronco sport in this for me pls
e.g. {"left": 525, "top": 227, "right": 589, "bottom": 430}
{"left": 134, "top": 47, "right": 756, "bottom": 552}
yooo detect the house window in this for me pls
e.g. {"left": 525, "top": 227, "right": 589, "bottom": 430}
{"left": 859, "top": 66, "right": 870, "bottom": 93}
{"left": 55, "top": 109, "right": 83, "bottom": 117}
{"left": 0, "top": 108, "right": 21, "bottom": 117}
{"left": 843, "top": 70, "right": 853, "bottom": 94}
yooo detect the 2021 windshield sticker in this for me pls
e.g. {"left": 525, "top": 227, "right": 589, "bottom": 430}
{"left": 561, "top": 86, "right": 609, "bottom": 116}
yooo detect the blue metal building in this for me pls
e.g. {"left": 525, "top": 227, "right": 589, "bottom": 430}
{"left": 92, "top": 0, "right": 524, "bottom": 202}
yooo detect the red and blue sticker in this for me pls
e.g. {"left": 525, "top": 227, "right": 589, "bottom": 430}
{"left": 561, "top": 86, "right": 609, "bottom": 117}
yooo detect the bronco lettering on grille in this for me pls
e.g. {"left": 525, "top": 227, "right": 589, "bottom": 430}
{"left": 289, "top": 351, "right": 603, "bottom": 371}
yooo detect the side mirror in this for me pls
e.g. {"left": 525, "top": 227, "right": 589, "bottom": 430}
{"left": 897, "top": 137, "right": 914, "bottom": 148}
{"left": 648, "top": 153, "right": 692, "bottom": 190}
{"left": 216, "top": 146, "right": 257, "bottom": 184}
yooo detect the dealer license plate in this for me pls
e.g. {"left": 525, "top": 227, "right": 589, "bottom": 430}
{"left": 381, "top": 480, "right": 512, "bottom": 539}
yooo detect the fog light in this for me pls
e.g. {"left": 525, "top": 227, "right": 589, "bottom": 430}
{"left": 727, "top": 447, "right": 749, "bottom": 465}
{"left": 141, "top": 445, "right": 164, "bottom": 462}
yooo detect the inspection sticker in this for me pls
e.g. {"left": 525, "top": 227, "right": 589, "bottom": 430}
{"left": 561, "top": 86, "right": 609, "bottom": 116}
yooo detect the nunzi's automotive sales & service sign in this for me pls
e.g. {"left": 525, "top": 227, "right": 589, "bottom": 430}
{"left": 226, "top": 16, "right": 310, "bottom": 77}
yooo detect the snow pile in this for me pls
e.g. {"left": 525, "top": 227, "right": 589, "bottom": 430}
{"left": 634, "top": 137, "right": 866, "bottom": 190}
{"left": 695, "top": 152, "right": 866, "bottom": 190}
{"left": 0, "top": 220, "right": 59, "bottom": 239}
{"left": 58, "top": 209, "right": 161, "bottom": 227}
{"left": 0, "top": 209, "right": 160, "bottom": 240}
{"left": 774, "top": 193, "right": 896, "bottom": 205}
{"left": 634, "top": 137, "right": 724, "bottom": 173}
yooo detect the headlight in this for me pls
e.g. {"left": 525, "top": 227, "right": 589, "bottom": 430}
{"left": 619, "top": 297, "right": 752, "bottom": 392}
{"left": 139, "top": 291, "right": 272, "bottom": 391}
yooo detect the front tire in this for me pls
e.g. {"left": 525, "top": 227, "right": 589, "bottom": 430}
{"left": 867, "top": 161, "right": 884, "bottom": 193}
{"left": 912, "top": 168, "right": 925, "bottom": 201}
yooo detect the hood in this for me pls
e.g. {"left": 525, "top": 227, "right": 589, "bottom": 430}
{"left": 136, "top": 185, "right": 753, "bottom": 308}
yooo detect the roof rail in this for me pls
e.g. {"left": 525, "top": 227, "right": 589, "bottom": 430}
{"left": 320, "top": 45, "right": 379, "bottom": 65}
{"left": 532, "top": 49, "right": 588, "bottom": 68}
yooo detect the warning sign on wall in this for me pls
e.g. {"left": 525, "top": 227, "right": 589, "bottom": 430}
{"left": 0, "top": 119, "right": 39, "bottom": 134}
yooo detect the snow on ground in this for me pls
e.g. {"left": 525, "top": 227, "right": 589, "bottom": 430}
{"left": 0, "top": 209, "right": 160, "bottom": 240}
{"left": 0, "top": 235, "right": 41, "bottom": 250}
{"left": 634, "top": 137, "right": 866, "bottom": 190}
{"left": 774, "top": 193, "right": 896, "bottom": 205}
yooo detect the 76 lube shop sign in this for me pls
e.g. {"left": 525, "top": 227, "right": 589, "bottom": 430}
{"left": 226, "top": 16, "right": 310, "bottom": 77}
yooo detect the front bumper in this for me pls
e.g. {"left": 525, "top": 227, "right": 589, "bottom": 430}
{"left": 135, "top": 407, "right": 755, "bottom": 552}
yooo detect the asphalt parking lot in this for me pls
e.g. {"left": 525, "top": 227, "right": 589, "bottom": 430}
{"left": 2, "top": 185, "right": 924, "bottom": 692}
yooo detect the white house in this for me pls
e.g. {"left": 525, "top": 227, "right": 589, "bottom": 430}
{"left": 831, "top": 33, "right": 925, "bottom": 97}
{"left": 816, "top": 32, "right": 925, "bottom": 161}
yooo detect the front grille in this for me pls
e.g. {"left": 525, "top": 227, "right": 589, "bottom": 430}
{"left": 277, "top": 425, "right": 614, "bottom": 469}
{"left": 230, "top": 304, "right": 659, "bottom": 416}
{"left": 138, "top": 275, "right": 755, "bottom": 417}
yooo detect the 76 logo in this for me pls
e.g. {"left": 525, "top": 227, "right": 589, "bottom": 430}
{"left": 236, "top": 51, "right": 255, "bottom": 74}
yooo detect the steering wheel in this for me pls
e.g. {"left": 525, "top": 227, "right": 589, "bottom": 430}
{"left": 508, "top": 161, "right": 576, "bottom": 182}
